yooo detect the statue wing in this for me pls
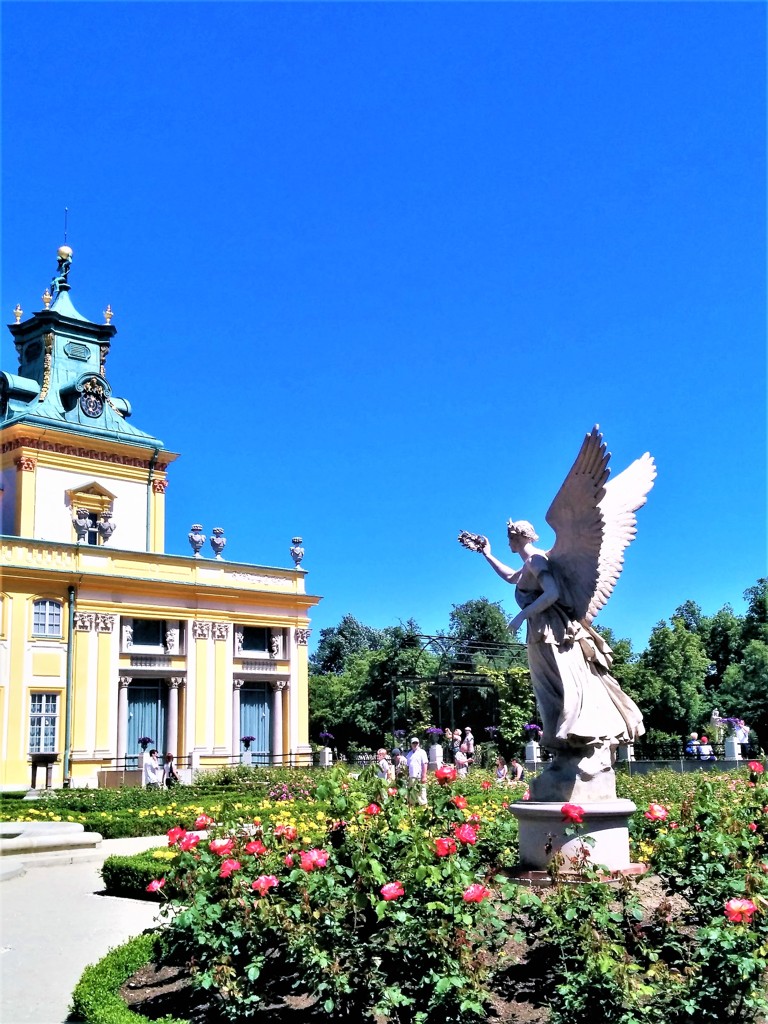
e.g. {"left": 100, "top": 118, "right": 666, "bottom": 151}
{"left": 546, "top": 427, "right": 655, "bottom": 624}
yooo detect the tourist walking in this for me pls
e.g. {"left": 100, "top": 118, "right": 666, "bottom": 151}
{"left": 163, "top": 752, "right": 179, "bottom": 788}
{"left": 142, "top": 749, "right": 162, "bottom": 789}
{"left": 406, "top": 737, "right": 428, "bottom": 805}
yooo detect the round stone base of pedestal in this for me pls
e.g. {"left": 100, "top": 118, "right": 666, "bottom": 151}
{"left": 511, "top": 799, "right": 637, "bottom": 872}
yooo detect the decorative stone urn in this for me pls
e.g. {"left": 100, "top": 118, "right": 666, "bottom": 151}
{"left": 98, "top": 512, "right": 116, "bottom": 544}
{"left": 188, "top": 524, "right": 206, "bottom": 557}
{"left": 290, "top": 537, "right": 304, "bottom": 567}
{"left": 72, "top": 508, "right": 91, "bottom": 542}
{"left": 210, "top": 527, "right": 226, "bottom": 560}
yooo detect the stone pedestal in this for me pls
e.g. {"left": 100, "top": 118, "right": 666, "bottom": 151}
{"left": 725, "top": 735, "right": 741, "bottom": 760}
{"left": 511, "top": 799, "right": 637, "bottom": 872}
{"left": 428, "top": 744, "right": 444, "bottom": 772}
{"left": 318, "top": 746, "right": 333, "bottom": 768}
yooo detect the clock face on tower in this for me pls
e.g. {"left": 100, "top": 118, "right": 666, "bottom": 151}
{"left": 80, "top": 391, "right": 104, "bottom": 418}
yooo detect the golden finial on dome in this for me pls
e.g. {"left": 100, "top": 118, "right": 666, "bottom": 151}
{"left": 57, "top": 244, "right": 73, "bottom": 261}
{"left": 103, "top": 304, "right": 113, "bottom": 325}
{"left": 13, "top": 304, "right": 23, "bottom": 323}
{"left": 42, "top": 288, "right": 52, "bottom": 309}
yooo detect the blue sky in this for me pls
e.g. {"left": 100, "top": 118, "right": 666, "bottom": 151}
{"left": 2, "top": 2, "right": 765, "bottom": 655}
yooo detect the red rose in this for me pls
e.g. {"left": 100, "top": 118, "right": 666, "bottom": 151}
{"left": 381, "top": 881, "right": 405, "bottom": 901}
{"left": 724, "top": 897, "right": 757, "bottom": 923}
{"left": 178, "top": 833, "right": 200, "bottom": 852}
{"left": 387, "top": 787, "right": 398, "bottom": 796}
{"left": 252, "top": 874, "right": 279, "bottom": 896}
{"left": 146, "top": 878, "right": 165, "bottom": 892}
{"left": 435, "top": 765, "right": 457, "bottom": 785}
{"left": 364, "top": 803, "right": 382, "bottom": 816}
{"left": 167, "top": 826, "right": 186, "bottom": 846}
{"left": 245, "top": 839, "right": 268, "bottom": 855}
{"left": 454, "top": 824, "right": 478, "bottom": 846}
{"left": 481, "top": 781, "right": 492, "bottom": 791}
{"left": 561, "top": 803, "right": 585, "bottom": 824}
{"left": 193, "top": 814, "right": 214, "bottom": 830}
{"left": 463, "top": 883, "right": 490, "bottom": 903}
{"left": 219, "top": 858, "right": 241, "bottom": 878}
{"left": 284, "top": 854, "right": 294, "bottom": 867}
{"left": 451, "top": 795, "right": 468, "bottom": 810}
{"left": 749, "top": 823, "right": 758, "bottom": 832}
{"left": 644, "top": 803, "right": 669, "bottom": 822}
{"left": 435, "top": 836, "right": 458, "bottom": 857}
{"left": 209, "top": 837, "right": 236, "bottom": 857}
{"left": 748, "top": 761, "right": 765, "bottom": 775}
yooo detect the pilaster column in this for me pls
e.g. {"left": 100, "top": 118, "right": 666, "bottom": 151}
{"left": 271, "top": 680, "right": 288, "bottom": 765}
{"left": 117, "top": 676, "right": 131, "bottom": 761}
{"left": 232, "top": 679, "right": 245, "bottom": 754}
{"left": 166, "top": 677, "right": 183, "bottom": 755}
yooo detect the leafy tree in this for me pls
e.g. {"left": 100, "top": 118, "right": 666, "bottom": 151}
{"left": 629, "top": 619, "right": 710, "bottom": 737}
{"left": 447, "top": 597, "right": 516, "bottom": 665}
{"left": 310, "top": 614, "right": 389, "bottom": 675}
{"left": 718, "top": 640, "right": 768, "bottom": 748}
{"left": 742, "top": 579, "right": 768, "bottom": 645}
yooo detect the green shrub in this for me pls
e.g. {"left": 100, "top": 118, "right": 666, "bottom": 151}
{"left": 70, "top": 932, "right": 187, "bottom": 1024}
{"left": 101, "top": 850, "right": 178, "bottom": 900}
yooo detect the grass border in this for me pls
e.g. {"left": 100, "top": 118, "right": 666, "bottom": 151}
{"left": 69, "top": 931, "right": 189, "bottom": 1024}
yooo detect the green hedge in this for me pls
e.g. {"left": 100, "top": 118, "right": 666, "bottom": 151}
{"left": 70, "top": 932, "right": 187, "bottom": 1024}
{"left": 100, "top": 850, "right": 177, "bottom": 900}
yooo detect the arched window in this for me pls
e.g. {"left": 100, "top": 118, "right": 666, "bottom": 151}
{"left": 33, "top": 599, "right": 62, "bottom": 637}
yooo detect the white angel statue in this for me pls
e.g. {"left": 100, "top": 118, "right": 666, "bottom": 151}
{"left": 459, "top": 426, "right": 656, "bottom": 799}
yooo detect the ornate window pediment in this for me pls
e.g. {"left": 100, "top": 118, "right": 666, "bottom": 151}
{"left": 67, "top": 481, "right": 117, "bottom": 545}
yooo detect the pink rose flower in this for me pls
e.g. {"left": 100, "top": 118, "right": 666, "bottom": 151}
{"left": 209, "top": 837, "right": 236, "bottom": 857}
{"left": 245, "top": 839, "right": 268, "bottom": 855}
{"left": 561, "top": 803, "right": 585, "bottom": 824}
{"left": 451, "top": 795, "right": 468, "bottom": 810}
{"left": 146, "top": 878, "right": 165, "bottom": 892}
{"left": 252, "top": 874, "right": 279, "bottom": 896}
{"left": 178, "top": 833, "right": 201, "bottom": 852}
{"left": 387, "top": 787, "right": 398, "bottom": 796}
{"left": 463, "top": 883, "right": 490, "bottom": 903}
{"left": 453, "top": 823, "right": 478, "bottom": 846}
{"left": 748, "top": 823, "right": 758, "bottom": 832}
{"left": 724, "top": 898, "right": 758, "bottom": 923}
{"left": 299, "top": 848, "right": 329, "bottom": 872}
{"left": 167, "top": 826, "right": 186, "bottom": 846}
{"left": 644, "top": 803, "right": 669, "bottom": 822}
{"left": 284, "top": 854, "right": 294, "bottom": 867}
{"left": 193, "top": 814, "right": 214, "bottom": 830}
{"left": 381, "top": 881, "right": 405, "bottom": 901}
{"left": 522, "top": 788, "right": 531, "bottom": 801}
{"left": 219, "top": 859, "right": 241, "bottom": 878}
{"left": 435, "top": 836, "right": 458, "bottom": 857}
{"left": 748, "top": 761, "right": 765, "bottom": 774}
{"left": 274, "top": 824, "right": 298, "bottom": 841}
{"left": 364, "top": 803, "right": 382, "bottom": 816}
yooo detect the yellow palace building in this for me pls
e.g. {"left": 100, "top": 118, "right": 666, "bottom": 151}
{"left": 0, "top": 246, "right": 320, "bottom": 789}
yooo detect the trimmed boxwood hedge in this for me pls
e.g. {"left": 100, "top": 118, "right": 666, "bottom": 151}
{"left": 100, "top": 850, "right": 179, "bottom": 900}
{"left": 70, "top": 932, "right": 187, "bottom": 1024}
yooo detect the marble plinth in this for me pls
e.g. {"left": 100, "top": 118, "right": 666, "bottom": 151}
{"left": 511, "top": 799, "right": 637, "bottom": 872}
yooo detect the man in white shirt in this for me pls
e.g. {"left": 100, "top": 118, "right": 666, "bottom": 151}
{"left": 406, "top": 737, "right": 428, "bottom": 806}
{"left": 464, "top": 727, "right": 475, "bottom": 756}
{"left": 142, "top": 748, "right": 162, "bottom": 788}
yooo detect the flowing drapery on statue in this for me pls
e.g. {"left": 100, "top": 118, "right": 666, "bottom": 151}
{"left": 459, "top": 426, "right": 655, "bottom": 801}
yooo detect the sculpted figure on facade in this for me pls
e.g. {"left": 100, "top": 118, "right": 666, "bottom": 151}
{"left": 72, "top": 507, "right": 91, "bottom": 542}
{"left": 98, "top": 512, "right": 116, "bottom": 543}
{"left": 459, "top": 427, "right": 655, "bottom": 801}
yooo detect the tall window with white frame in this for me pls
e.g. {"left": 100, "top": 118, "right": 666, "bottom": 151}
{"left": 32, "top": 599, "right": 62, "bottom": 637}
{"left": 29, "top": 693, "right": 59, "bottom": 753}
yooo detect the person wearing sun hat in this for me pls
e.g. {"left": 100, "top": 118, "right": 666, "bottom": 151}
{"left": 406, "top": 737, "right": 428, "bottom": 805}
